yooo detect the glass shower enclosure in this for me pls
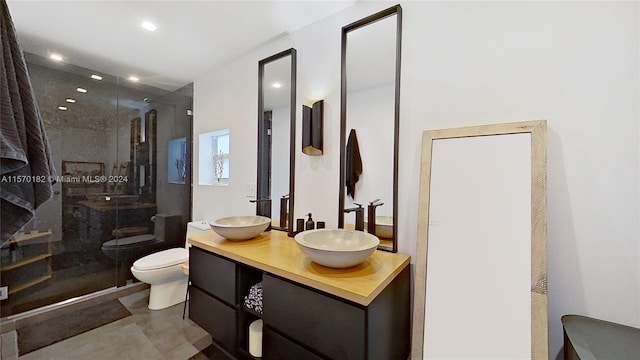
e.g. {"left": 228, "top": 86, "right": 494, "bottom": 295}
{"left": 0, "top": 53, "right": 192, "bottom": 318}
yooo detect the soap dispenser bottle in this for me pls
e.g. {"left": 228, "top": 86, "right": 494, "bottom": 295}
{"left": 305, "top": 213, "right": 315, "bottom": 230}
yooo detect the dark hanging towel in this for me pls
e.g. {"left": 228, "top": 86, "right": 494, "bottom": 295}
{"left": 345, "top": 129, "right": 362, "bottom": 199}
{"left": 0, "top": 0, "right": 56, "bottom": 243}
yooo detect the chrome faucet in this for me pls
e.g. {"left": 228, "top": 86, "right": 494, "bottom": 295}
{"left": 344, "top": 203, "right": 365, "bottom": 231}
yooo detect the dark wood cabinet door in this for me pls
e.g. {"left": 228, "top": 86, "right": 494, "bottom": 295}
{"left": 190, "top": 286, "right": 237, "bottom": 353}
{"left": 263, "top": 326, "right": 325, "bottom": 360}
{"left": 190, "top": 247, "right": 236, "bottom": 305}
{"left": 263, "top": 274, "right": 365, "bottom": 360}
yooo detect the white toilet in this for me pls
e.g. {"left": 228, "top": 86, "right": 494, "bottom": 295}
{"left": 131, "top": 221, "right": 212, "bottom": 310}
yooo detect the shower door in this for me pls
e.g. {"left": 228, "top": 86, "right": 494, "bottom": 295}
{"left": 0, "top": 53, "right": 192, "bottom": 318}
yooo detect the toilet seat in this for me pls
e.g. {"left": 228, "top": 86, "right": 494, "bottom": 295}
{"left": 132, "top": 248, "right": 188, "bottom": 271}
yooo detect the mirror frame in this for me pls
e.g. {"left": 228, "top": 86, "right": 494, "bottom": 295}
{"left": 338, "top": 4, "right": 402, "bottom": 252}
{"left": 257, "top": 48, "right": 297, "bottom": 236}
{"left": 411, "top": 120, "right": 548, "bottom": 359}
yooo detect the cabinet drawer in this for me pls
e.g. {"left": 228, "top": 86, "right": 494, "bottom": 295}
{"left": 190, "top": 247, "right": 236, "bottom": 304}
{"left": 189, "top": 286, "right": 236, "bottom": 352}
{"left": 264, "top": 327, "right": 324, "bottom": 360}
{"left": 263, "top": 274, "right": 366, "bottom": 360}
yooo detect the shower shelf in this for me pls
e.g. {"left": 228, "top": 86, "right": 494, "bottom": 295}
{"left": 1, "top": 231, "right": 53, "bottom": 296}
{"left": 7, "top": 230, "right": 53, "bottom": 244}
{"left": 1, "top": 253, "right": 52, "bottom": 271}
{"left": 8, "top": 275, "right": 52, "bottom": 295}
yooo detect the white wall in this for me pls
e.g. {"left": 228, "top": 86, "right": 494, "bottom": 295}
{"left": 193, "top": 52, "right": 258, "bottom": 218}
{"left": 194, "top": 1, "right": 640, "bottom": 358}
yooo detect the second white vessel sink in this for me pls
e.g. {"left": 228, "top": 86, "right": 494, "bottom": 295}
{"left": 294, "top": 229, "right": 379, "bottom": 268}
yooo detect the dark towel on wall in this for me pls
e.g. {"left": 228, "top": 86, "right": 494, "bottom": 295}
{"left": 345, "top": 129, "right": 362, "bottom": 199}
{"left": 0, "top": 0, "right": 56, "bottom": 243}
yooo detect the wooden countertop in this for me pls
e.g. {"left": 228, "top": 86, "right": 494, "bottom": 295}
{"left": 189, "top": 230, "right": 410, "bottom": 306}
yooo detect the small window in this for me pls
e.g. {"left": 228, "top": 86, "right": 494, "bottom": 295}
{"left": 199, "top": 129, "right": 230, "bottom": 185}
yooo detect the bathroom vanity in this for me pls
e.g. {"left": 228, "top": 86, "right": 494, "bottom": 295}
{"left": 188, "top": 231, "right": 410, "bottom": 360}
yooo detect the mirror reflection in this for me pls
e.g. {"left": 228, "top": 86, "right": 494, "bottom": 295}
{"left": 257, "top": 49, "right": 296, "bottom": 235}
{"left": 339, "top": 6, "right": 401, "bottom": 252}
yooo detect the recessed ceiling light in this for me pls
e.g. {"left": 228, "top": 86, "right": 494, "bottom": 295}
{"left": 128, "top": 76, "right": 139, "bottom": 82}
{"left": 49, "top": 53, "right": 63, "bottom": 62}
{"left": 272, "top": 82, "right": 282, "bottom": 88}
{"left": 58, "top": 106, "right": 68, "bottom": 111}
{"left": 90, "top": 74, "right": 103, "bottom": 81}
{"left": 141, "top": 21, "right": 157, "bottom": 32}
{"left": 76, "top": 87, "right": 87, "bottom": 93}
{"left": 65, "top": 98, "right": 76, "bottom": 103}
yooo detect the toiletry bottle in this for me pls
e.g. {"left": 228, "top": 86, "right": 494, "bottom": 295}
{"left": 306, "top": 213, "right": 315, "bottom": 230}
{"left": 296, "top": 218, "right": 305, "bottom": 234}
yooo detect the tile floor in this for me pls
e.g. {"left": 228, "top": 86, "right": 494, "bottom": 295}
{"left": 2, "top": 289, "right": 228, "bottom": 360}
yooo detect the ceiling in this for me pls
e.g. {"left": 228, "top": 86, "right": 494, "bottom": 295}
{"left": 6, "top": 0, "right": 356, "bottom": 91}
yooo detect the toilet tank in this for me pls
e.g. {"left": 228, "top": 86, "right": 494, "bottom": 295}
{"left": 186, "top": 221, "right": 213, "bottom": 248}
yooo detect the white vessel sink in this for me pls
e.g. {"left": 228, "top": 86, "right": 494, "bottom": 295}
{"left": 294, "top": 229, "right": 380, "bottom": 268}
{"left": 210, "top": 216, "right": 270, "bottom": 241}
{"left": 364, "top": 216, "right": 393, "bottom": 239}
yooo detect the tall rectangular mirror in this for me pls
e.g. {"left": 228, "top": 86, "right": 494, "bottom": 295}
{"left": 412, "top": 120, "right": 548, "bottom": 359}
{"left": 339, "top": 5, "right": 402, "bottom": 252}
{"left": 257, "top": 49, "right": 296, "bottom": 235}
